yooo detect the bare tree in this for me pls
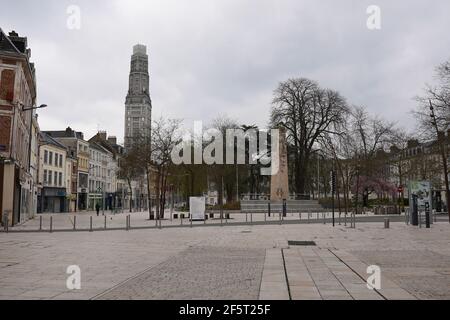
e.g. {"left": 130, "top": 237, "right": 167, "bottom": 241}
{"left": 349, "top": 106, "right": 396, "bottom": 207}
{"left": 151, "top": 117, "right": 183, "bottom": 219}
{"left": 271, "top": 78, "right": 349, "bottom": 195}
{"left": 415, "top": 59, "right": 450, "bottom": 221}
{"left": 118, "top": 149, "right": 140, "bottom": 212}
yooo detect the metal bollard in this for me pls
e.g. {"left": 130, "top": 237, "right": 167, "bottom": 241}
{"left": 50, "top": 216, "right": 53, "bottom": 233}
{"left": 419, "top": 212, "right": 422, "bottom": 228}
{"left": 268, "top": 202, "right": 271, "bottom": 217}
{"left": 73, "top": 216, "right": 77, "bottom": 231}
{"left": 425, "top": 211, "right": 431, "bottom": 229}
{"left": 384, "top": 218, "right": 390, "bottom": 229}
{"left": 250, "top": 213, "right": 253, "bottom": 224}
{"left": 246, "top": 213, "right": 248, "bottom": 223}
{"left": 39, "top": 215, "right": 42, "bottom": 231}
{"left": 190, "top": 217, "right": 193, "bottom": 228}
{"left": 264, "top": 211, "right": 266, "bottom": 222}
{"left": 104, "top": 215, "right": 107, "bottom": 229}
{"left": 90, "top": 216, "right": 93, "bottom": 232}
{"left": 299, "top": 212, "right": 301, "bottom": 221}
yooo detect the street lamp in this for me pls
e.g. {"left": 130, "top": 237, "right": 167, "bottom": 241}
{"left": 22, "top": 104, "right": 47, "bottom": 112}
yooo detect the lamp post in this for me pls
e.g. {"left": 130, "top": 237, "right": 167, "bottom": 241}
{"left": 15, "top": 103, "right": 47, "bottom": 221}
{"left": 429, "top": 100, "right": 450, "bottom": 223}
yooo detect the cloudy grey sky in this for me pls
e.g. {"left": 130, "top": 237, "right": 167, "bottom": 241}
{"left": 2, "top": 0, "right": 449, "bottom": 143}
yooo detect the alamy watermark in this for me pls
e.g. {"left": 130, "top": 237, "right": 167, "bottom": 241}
{"left": 66, "top": 265, "right": 81, "bottom": 290}
{"left": 171, "top": 121, "right": 280, "bottom": 176}
{"left": 366, "top": 5, "right": 381, "bottom": 30}
{"left": 366, "top": 265, "right": 381, "bottom": 290}
{"left": 66, "top": 5, "right": 82, "bottom": 30}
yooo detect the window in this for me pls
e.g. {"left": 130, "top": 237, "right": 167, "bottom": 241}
{"left": 49, "top": 152, "right": 53, "bottom": 166}
{"left": 44, "top": 169, "right": 47, "bottom": 184}
{"left": 59, "top": 154, "right": 63, "bottom": 167}
{"left": 48, "top": 170, "right": 52, "bottom": 185}
{"left": 59, "top": 172, "right": 62, "bottom": 187}
{"left": 44, "top": 150, "right": 48, "bottom": 164}
{"left": 54, "top": 172, "right": 57, "bottom": 186}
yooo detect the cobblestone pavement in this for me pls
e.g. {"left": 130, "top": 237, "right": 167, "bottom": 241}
{"left": 350, "top": 250, "right": 450, "bottom": 299}
{"left": 95, "top": 246, "right": 265, "bottom": 300}
{"left": 0, "top": 221, "right": 449, "bottom": 300}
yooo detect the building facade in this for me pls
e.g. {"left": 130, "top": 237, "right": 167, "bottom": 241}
{"left": 44, "top": 127, "right": 90, "bottom": 211}
{"left": 88, "top": 141, "right": 116, "bottom": 210}
{"left": 37, "top": 133, "right": 67, "bottom": 213}
{"left": 124, "top": 44, "right": 152, "bottom": 151}
{"left": 0, "top": 29, "right": 39, "bottom": 226}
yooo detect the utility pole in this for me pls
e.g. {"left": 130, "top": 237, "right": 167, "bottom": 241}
{"left": 317, "top": 153, "right": 320, "bottom": 200}
{"left": 236, "top": 164, "right": 239, "bottom": 201}
{"left": 429, "top": 100, "right": 450, "bottom": 223}
{"left": 331, "top": 168, "right": 336, "bottom": 227}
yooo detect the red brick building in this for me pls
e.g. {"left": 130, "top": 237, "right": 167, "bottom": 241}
{"left": 0, "top": 29, "right": 39, "bottom": 226}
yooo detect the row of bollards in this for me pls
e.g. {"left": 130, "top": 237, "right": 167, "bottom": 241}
{"left": 4, "top": 210, "right": 368, "bottom": 234}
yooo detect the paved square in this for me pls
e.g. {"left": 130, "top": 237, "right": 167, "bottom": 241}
{"left": 1, "top": 221, "right": 450, "bottom": 300}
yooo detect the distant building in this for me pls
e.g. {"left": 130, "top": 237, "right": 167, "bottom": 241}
{"left": 124, "top": 44, "right": 152, "bottom": 151}
{"left": 44, "top": 127, "right": 90, "bottom": 211}
{"left": 88, "top": 131, "right": 122, "bottom": 210}
{"left": 88, "top": 141, "right": 116, "bottom": 210}
{"left": 388, "top": 133, "right": 450, "bottom": 211}
{"left": 37, "top": 132, "right": 67, "bottom": 213}
{"left": 0, "top": 29, "right": 39, "bottom": 226}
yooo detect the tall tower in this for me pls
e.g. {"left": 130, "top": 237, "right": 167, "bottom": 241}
{"left": 124, "top": 44, "right": 152, "bottom": 151}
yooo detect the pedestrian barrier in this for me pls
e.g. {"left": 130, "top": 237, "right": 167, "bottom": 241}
{"left": 1, "top": 208, "right": 409, "bottom": 234}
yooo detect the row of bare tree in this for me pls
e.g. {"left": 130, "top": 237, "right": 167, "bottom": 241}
{"left": 117, "top": 58, "right": 449, "bottom": 219}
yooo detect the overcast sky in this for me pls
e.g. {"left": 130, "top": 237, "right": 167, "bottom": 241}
{"left": 2, "top": 0, "right": 449, "bottom": 143}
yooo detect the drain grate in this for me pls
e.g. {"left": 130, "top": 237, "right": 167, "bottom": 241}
{"left": 288, "top": 240, "right": 316, "bottom": 246}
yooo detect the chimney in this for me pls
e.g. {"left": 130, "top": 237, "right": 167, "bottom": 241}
{"left": 107, "top": 136, "right": 117, "bottom": 145}
{"left": 8, "top": 31, "right": 27, "bottom": 54}
{"left": 98, "top": 131, "right": 107, "bottom": 141}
